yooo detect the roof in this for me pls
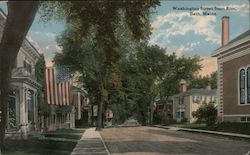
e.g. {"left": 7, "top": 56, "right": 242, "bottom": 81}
{"left": 227, "top": 30, "right": 250, "bottom": 45}
{"left": 173, "top": 89, "right": 216, "bottom": 97}
{"left": 212, "top": 29, "right": 250, "bottom": 57}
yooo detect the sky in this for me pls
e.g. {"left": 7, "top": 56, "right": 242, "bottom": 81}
{"left": 0, "top": 1, "right": 249, "bottom": 76}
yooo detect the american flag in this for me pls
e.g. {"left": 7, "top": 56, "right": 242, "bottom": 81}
{"left": 45, "top": 65, "right": 70, "bottom": 106}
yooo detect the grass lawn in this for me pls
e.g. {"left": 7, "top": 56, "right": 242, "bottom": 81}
{"left": 42, "top": 128, "right": 85, "bottom": 140}
{"left": 2, "top": 128, "right": 86, "bottom": 155}
{"left": 45, "top": 128, "right": 85, "bottom": 134}
{"left": 3, "top": 139, "right": 77, "bottom": 155}
{"left": 193, "top": 123, "right": 250, "bottom": 135}
{"left": 169, "top": 122, "right": 250, "bottom": 135}
{"left": 43, "top": 133, "right": 82, "bottom": 140}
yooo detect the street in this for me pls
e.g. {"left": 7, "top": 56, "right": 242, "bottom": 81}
{"left": 101, "top": 126, "right": 250, "bottom": 155}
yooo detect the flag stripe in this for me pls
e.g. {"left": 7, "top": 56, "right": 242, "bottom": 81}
{"left": 48, "top": 68, "right": 52, "bottom": 104}
{"left": 50, "top": 68, "right": 55, "bottom": 104}
{"left": 65, "top": 82, "right": 68, "bottom": 105}
{"left": 68, "top": 81, "right": 70, "bottom": 105}
{"left": 54, "top": 68, "right": 58, "bottom": 105}
{"left": 58, "top": 84, "right": 61, "bottom": 105}
{"left": 51, "top": 68, "right": 56, "bottom": 105}
{"left": 64, "top": 82, "right": 67, "bottom": 105}
{"left": 59, "top": 83, "right": 61, "bottom": 105}
{"left": 45, "top": 66, "right": 71, "bottom": 106}
{"left": 62, "top": 82, "right": 65, "bottom": 105}
{"left": 45, "top": 68, "right": 50, "bottom": 104}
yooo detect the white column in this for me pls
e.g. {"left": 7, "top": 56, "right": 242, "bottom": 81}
{"left": 78, "top": 92, "right": 81, "bottom": 120}
{"left": 20, "top": 87, "right": 28, "bottom": 138}
{"left": 33, "top": 91, "right": 37, "bottom": 130}
{"left": 19, "top": 87, "right": 26, "bottom": 125}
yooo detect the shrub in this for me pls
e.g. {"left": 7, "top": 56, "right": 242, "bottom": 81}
{"left": 192, "top": 103, "right": 217, "bottom": 126}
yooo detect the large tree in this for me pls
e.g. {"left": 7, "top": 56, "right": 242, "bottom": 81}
{"left": 119, "top": 45, "right": 201, "bottom": 125}
{"left": 0, "top": 1, "right": 39, "bottom": 149}
{"left": 41, "top": 0, "right": 160, "bottom": 130}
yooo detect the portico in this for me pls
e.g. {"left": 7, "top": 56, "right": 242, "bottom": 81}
{"left": 7, "top": 69, "right": 41, "bottom": 138}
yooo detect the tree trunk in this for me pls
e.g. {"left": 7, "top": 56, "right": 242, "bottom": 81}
{"left": 0, "top": 1, "right": 39, "bottom": 150}
{"left": 96, "top": 91, "right": 103, "bottom": 131}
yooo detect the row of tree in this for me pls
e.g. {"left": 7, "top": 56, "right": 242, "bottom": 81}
{"left": 52, "top": 15, "right": 203, "bottom": 126}
{"left": 0, "top": 0, "right": 161, "bottom": 148}
{"left": 0, "top": 1, "right": 216, "bottom": 150}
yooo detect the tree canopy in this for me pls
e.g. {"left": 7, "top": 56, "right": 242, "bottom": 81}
{"left": 41, "top": 0, "right": 160, "bottom": 130}
{"left": 41, "top": 1, "right": 202, "bottom": 126}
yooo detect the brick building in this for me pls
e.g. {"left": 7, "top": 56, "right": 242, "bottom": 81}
{"left": 211, "top": 16, "right": 250, "bottom": 122}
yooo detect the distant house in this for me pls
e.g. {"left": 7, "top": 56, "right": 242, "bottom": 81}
{"left": 211, "top": 16, "right": 250, "bottom": 123}
{"left": 71, "top": 86, "right": 89, "bottom": 123}
{"left": 105, "top": 109, "right": 113, "bottom": 126}
{"left": 41, "top": 68, "right": 90, "bottom": 131}
{"left": 172, "top": 80, "right": 216, "bottom": 123}
{"left": 154, "top": 97, "right": 173, "bottom": 124}
{"left": 0, "top": 10, "right": 41, "bottom": 138}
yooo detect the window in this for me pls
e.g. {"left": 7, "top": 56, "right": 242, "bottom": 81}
{"left": 180, "top": 112, "right": 185, "bottom": 118}
{"left": 240, "top": 117, "right": 250, "bottom": 123}
{"left": 23, "top": 60, "right": 32, "bottom": 73}
{"left": 239, "top": 67, "right": 250, "bottom": 105}
{"left": 175, "top": 97, "right": 179, "bottom": 104}
{"left": 177, "top": 112, "right": 185, "bottom": 119}
{"left": 193, "top": 96, "right": 196, "bottom": 103}
{"left": 210, "top": 96, "right": 213, "bottom": 103}
{"left": 181, "top": 96, "right": 184, "bottom": 104}
{"left": 239, "top": 69, "right": 245, "bottom": 104}
{"left": 240, "top": 117, "right": 246, "bottom": 122}
{"left": 247, "top": 67, "right": 250, "bottom": 103}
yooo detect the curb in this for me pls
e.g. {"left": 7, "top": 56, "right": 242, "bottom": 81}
{"left": 153, "top": 125, "right": 250, "bottom": 140}
{"left": 99, "top": 131, "right": 111, "bottom": 155}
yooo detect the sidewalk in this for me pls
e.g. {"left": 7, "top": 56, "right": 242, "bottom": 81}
{"left": 71, "top": 127, "right": 110, "bottom": 155}
{"left": 154, "top": 125, "right": 250, "bottom": 139}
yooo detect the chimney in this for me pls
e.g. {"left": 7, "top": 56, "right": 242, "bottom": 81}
{"left": 206, "top": 84, "right": 211, "bottom": 90}
{"left": 179, "top": 79, "right": 187, "bottom": 93}
{"left": 221, "top": 16, "right": 229, "bottom": 46}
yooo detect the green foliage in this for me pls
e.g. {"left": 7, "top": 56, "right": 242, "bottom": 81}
{"left": 34, "top": 55, "right": 51, "bottom": 116}
{"left": 192, "top": 103, "right": 217, "bottom": 126}
{"left": 40, "top": 1, "right": 160, "bottom": 40}
{"left": 119, "top": 44, "right": 202, "bottom": 125}
{"left": 188, "top": 71, "right": 217, "bottom": 89}
{"left": 42, "top": 1, "right": 202, "bottom": 125}
{"left": 35, "top": 54, "right": 46, "bottom": 85}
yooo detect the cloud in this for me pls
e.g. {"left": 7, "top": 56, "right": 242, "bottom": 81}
{"left": 42, "top": 44, "right": 62, "bottom": 61}
{"left": 45, "top": 58, "right": 54, "bottom": 67}
{"left": 175, "top": 45, "right": 193, "bottom": 56}
{"left": 26, "top": 36, "right": 43, "bottom": 53}
{"left": 26, "top": 35, "right": 62, "bottom": 66}
{"left": 198, "top": 56, "right": 217, "bottom": 76}
{"left": 151, "top": 12, "right": 220, "bottom": 46}
{"left": 44, "top": 44, "right": 62, "bottom": 51}
{"left": 189, "top": 41, "right": 201, "bottom": 48}
{"left": 28, "top": 31, "right": 58, "bottom": 45}
{"left": 171, "top": 41, "right": 201, "bottom": 56}
{"left": 30, "top": 31, "right": 57, "bottom": 39}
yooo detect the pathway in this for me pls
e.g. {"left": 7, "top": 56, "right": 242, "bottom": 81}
{"left": 71, "top": 127, "right": 110, "bottom": 155}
